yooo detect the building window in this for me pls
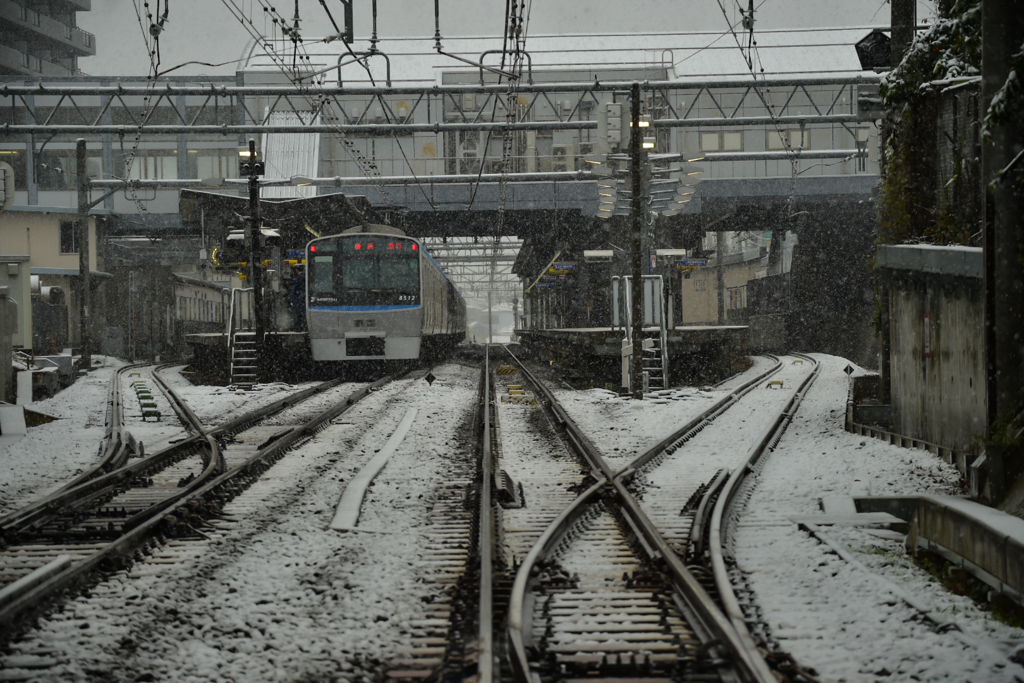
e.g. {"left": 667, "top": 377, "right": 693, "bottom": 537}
{"left": 700, "top": 131, "right": 743, "bottom": 152}
{"left": 722, "top": 131, "right": 743, "bottom": 151}
{"left": 695, "top": 279, "right": 707, "bottom": 291}
{"left": 29, "top": 9, "right": 40, "bottom": 26}
{"left": 18, "top": 5, "right": 26, "bottom": 20}
{"left": 59, "top": 220, "right": 78, "bottom": 254}
{"left": 767, "top": 129, "right": 811, "bottom": 150}
{"left": 126, "top": 154, "right": 179, "bottom": 180}
{"left": 727, "top": 285, "right": 747, "bottom": 309}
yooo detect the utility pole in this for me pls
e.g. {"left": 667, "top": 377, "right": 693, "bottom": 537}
{"left": 629, "top": 82, "right": 644, "bottom": 400}
{"left": 245, "top": 138, "right": 266, "bottom": 380}
{"left": 716, "top": 231, "right": 726, "bottom": 325}
{"left": 890, "top": 0, "right": 916, "bottom": 68}
{"left": 75, "top": 139, "right": 92, "bottom": 372}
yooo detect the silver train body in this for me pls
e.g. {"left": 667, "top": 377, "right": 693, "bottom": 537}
{"left": 306, "top": 226, "right": 466, "bottom": 361}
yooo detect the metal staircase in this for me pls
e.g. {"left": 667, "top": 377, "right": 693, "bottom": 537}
{"left": 229, "top": 330, "right": 258, "bottom": 388}
{"left": 226, "top": 287, "right": 258, "bottom": 388}
{"left": 641, "top": 326, "right": 669, "bottom": 390}
{"left": 613, "top": 274, "right": 671, "bottom": 394}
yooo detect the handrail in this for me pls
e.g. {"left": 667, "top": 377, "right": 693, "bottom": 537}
{"left": 226, "top": 287, "right": 253, "bottom": 336}
{"left": 226, "top": 287, "right": 254, "bottom": 382}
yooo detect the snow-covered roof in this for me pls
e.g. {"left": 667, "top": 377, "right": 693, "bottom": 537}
{"left": 238, "top": 27, "right": 881, "bottom": 86}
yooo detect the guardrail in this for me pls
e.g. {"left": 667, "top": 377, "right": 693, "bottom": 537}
{"left": 903, "top": 495, "right": 1024, "bottom": 607}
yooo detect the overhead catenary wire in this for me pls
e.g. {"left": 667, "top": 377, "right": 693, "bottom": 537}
{"left": 220, "top": 0, "right": 399, "bottom": 209}
{"left": 712, "top": 0, "right": 810, "bottom": 220}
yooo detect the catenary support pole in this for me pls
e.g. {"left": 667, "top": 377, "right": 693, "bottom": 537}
{"left": 247, "top": 138, "right": 266, "bottom": 380}
{"left": 890, "top": 0, "right": 916, "bottom": 68}
{"left": 630, "top": 82, "right": 644, "bottom": 400}
{"left": 76, "top": 139, "right": 91, "bottom": 372}
{"left": 716, "top": 231, "right": 726, "bottom": 325}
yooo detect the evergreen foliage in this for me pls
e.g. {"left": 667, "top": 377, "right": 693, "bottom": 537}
{"left": 876, "top": 0, "right": 981, "bottom": 246}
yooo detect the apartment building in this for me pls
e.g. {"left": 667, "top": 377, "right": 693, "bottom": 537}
{"left": 0, "top": 0, "right": 95, "bottom": 77}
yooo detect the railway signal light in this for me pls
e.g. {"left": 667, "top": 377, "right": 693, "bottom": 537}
{"left": 240, "top": 159, "right": 265, "bottom": 176}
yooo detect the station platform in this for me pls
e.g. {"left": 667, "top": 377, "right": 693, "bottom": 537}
{"left": 514, "top": 325, "right": 749, "bottom": 386}
{"left": 515, "top": 325, "right": 748, "bottom": 356}
{"left": 185, "top": 331, "right": 311, "bottom": 383}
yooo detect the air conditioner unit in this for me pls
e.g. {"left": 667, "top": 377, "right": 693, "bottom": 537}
{"left": 552, "top": 143, "right": 574, "bottom": 173}
{"left": 576, "top": 142, "right": 597, "bottom": 170}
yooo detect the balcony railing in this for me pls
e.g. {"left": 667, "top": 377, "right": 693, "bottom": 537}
{"left": 0, "top": 0, "right": 96, "bottom": 56}
{"left": 0, "top": 41, "right": 72, "bottom": 77}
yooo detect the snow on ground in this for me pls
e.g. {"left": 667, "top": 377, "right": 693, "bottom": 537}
{"left": 160, "top": 367, "right": 319, "bottom": 428}
{"left": 0, "top": 355, "right": 124, "bottom": 515}
{"left": 12, "top": 363, "right": 479, "bottom": 682}
{"left": 551, "top": 356, "right": 781, "bottom": 470}
{"left": 0, "top": 362, "right": 322, "bottom": 516}
{"left": 733, "top": 354, "right": 1024, "bottom": 682}
{"left": 494, "top": 372, "right": 587, "bottom": 561}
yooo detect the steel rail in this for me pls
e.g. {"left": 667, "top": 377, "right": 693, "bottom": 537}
{"left": 506, "top": 479, "right": 606, "bottom": 683}
{"left": 0, "top": 371, "right": 401, "bottom": 636}
{"left": 150, "top": 364, "right": 208, "bottom": 436}
{"left": 478, "top": 348, "right": 495, "bottom": 683}
{"left": 500, "top": 346, "right": 777, "bottom": 683}
{"left": 620, "top": 355, "right": 784, "bottom": 476}
{"left": 0, "top": 373, "right": 352, "bottom": 538}
{"left": 55, "top": 363, "right": 148, "bottom": 494}
{"left": 0, "top": 74, "right": 881, "bottom": 98}
{"left": 707, "top": 353, "right": 821, "bottom": 663}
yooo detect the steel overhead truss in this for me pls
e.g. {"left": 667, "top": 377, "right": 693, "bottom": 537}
{"left": 425, "top": 236, "right": 522, "bottom": 300}
{"left": 0, "top": 75, "right": 880, "bottom": 135}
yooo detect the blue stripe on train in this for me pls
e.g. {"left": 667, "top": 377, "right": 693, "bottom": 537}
{"left": 308, "top": 305, "right": 420, "bottom": 311}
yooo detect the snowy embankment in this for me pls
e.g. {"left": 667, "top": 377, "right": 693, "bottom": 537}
{"left": 11, "top": 364, "right": 479, "bottom": 681}
{"left": 733, "top": 354, "right": 1024, "bottom": 682}
{"left": 0, "top": 356, "right": 123, "bottom": 515}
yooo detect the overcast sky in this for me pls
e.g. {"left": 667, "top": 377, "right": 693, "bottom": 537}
{"left": 78, "top": 0, "right": 936, "bottom": 77}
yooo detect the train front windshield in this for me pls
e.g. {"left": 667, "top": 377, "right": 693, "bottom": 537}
{"left": 308, "top": 236, "right": 421, "bottom": 307}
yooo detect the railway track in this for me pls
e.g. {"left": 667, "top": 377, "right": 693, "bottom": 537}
{"left": 498, "top": 348, "right": 822, "bottom": 683}
{"left": 0, "top": 368, "right": 403, "bottom": 636}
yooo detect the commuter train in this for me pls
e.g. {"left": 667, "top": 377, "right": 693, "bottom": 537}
{"left": 306, "top": 225, "right": 466, "bottom": 362}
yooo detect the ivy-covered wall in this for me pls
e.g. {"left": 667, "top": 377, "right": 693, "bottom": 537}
{"left": 878, "top": 0, "right": 982, "bottom": 246}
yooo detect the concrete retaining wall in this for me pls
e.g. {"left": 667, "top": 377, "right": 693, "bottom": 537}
{"left": 878, "top": 245, "right": 985, "bottom": 458}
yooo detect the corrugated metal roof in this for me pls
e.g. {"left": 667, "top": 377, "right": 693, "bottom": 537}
{"left": 261, "top": 111, "right": 320, "bottom": 198}
{"left": 239, "top": 27, "right": 880, "bottom": 85}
